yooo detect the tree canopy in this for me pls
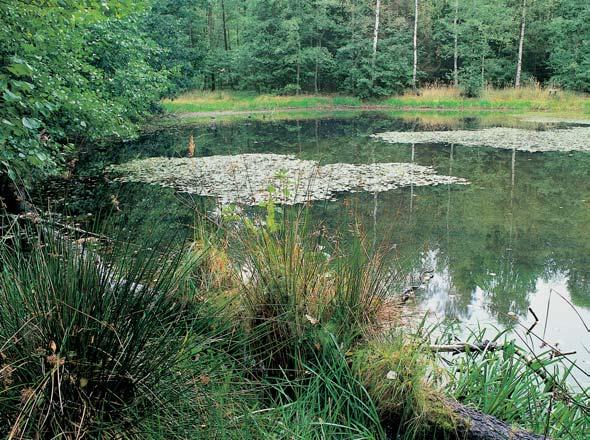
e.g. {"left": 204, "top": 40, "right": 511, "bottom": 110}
{"left": 2, "top": 0, "right": 590, "bottom": 184}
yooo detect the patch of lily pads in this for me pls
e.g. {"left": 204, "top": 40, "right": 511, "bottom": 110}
{"left": 110, "top": 154, "right": 469, "bottom": 205}
{"left": 372, "top": 127, "right": 590, "bottom": 153}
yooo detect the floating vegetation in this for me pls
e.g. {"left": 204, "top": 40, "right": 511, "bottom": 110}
{"left": 110, "top": 154, "right": 468, "bottom": 205}
{"left": 372, "top": 127, "right": 590, "bottom": 152}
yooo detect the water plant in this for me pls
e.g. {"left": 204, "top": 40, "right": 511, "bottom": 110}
{"left": 443, "top": 327, "right": 590, "bottom": 439}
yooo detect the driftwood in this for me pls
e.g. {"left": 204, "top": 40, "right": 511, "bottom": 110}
{"left": 445, "top": 399, "right": 549, "bottom": 440}
{"left": 429, "top": 342, "right": 564, "bottom": 386}
{"left": 430, "top": 341, "right": 499, "bottom": 354}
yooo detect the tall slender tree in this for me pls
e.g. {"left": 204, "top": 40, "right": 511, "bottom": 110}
{"left": 515, "top": 0, "right": 527, "bottom": 87}
{"left": 372, "top": 0, "right": 381, "bottom": 67}
{"left": 413, "top": 0, "right": 419, "bottom": 92}
{"left": 453, "top": 0, "right": 459, "bottom": 86}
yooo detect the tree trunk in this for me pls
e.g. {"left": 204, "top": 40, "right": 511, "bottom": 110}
{"left": 515, "top": 0, "right": 527, "bottom": 87}
{"left": 453, "top": 0, "right": 459, "bottom": 87}
{"left": 481, "top": 53, "right": 485, "bottom": 85}
{"left": 207, "top": 3, "right": 214, "bottom": 49}
{"left": 444, "top": 399, "right": 550, "bottom": 440}
{"left": 221, "top": 0, "right": 229, "bottom": 51}
{"left": 372, "top": 0, "right": 381, "bottom": 69}
{"left": 315, "top": 33, "right": 324, "bottom": 93}
{"left": 412, "top": 0, "right": 419, "bottom": 93}
{"left": 296, "top": 41, "right": 301, "bottom": 95}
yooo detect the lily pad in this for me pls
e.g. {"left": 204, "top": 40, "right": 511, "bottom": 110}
{"left": 372, "top": 127, "right": 590, "bottom": 153}
{"left": 110, "top": 153, "right": 469, "bottom": 205}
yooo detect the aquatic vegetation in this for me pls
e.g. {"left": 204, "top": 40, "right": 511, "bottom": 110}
{"left": 373, "top": 126, "right": 590, "bottom": 152}
{"left": 110, "top": 153, "right": 469, "bottom": 205}
{"left": 443, "top": 328, "right": 590, "bottom": 439}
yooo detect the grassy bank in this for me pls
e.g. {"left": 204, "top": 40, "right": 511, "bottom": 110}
{"left": 152, "top": 108, "right": 546, "bottom": 129}
{"left": 1, "top": 209, "right": 588, "bottom": 439}
{"left": 162, "top": 86, "right": 590, "bottom": 116}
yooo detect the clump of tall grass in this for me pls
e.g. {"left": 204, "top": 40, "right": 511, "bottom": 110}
{"left": 262, "top": 335, "right": 385, "bottom": 439}
{"left": 352, "top": 329, "right": 457, "bottom": 439}
{"left": 0, "top": 226, "right": 210, "bottom": 438}
{"left": 227, "top": 204, "right": 397, "bottom": 373}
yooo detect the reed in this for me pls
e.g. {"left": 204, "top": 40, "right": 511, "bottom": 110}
{"left": 444, "top": 327, "right": 590, "bottom": 439}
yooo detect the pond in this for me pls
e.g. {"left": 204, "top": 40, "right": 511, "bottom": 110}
{"left": 37, "top": 111, "right": 590, "bottom": 384}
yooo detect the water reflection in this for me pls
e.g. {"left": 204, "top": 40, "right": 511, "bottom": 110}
{"left": 36, "top": 112, "right": 590, "bottom": 378}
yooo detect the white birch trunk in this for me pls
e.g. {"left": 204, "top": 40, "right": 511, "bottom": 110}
{"left": 453, "top": 0, "right": 459, "bottom": 87}
{"left": 515, "top": 0, "right": 527, "bottom": 87}
{"left": 372, "top": 0, "right": 381, "bottom": 67}
{"left": 413, "top": 0, "right": 419, "bottom": 93}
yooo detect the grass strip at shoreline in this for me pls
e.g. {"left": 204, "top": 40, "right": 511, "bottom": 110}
{"left": 162, "top": 87, "right": 590, "bottom": 116}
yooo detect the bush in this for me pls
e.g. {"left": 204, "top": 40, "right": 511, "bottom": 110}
{"left": 459, "top": 67, "right": 483, "bottom": 98}
{"left": 229, "top": 206, "right": 396, "bottom": 373}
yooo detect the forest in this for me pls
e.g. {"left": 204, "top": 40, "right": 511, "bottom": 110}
{"left": 1, "top": 1, "right": 590, "bottom": 439}
{"left": 2, "top": 0, "right": 590, "bottom": 184}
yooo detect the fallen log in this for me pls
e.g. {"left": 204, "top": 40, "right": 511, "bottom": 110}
{"left": 444, "top": 399, "right": 549, "bottom": 440}
{"left": 381, "top": 395, "right": 548, "bottom": 440}
{"left": 430, "top": 341, "right": 499, "bottom": 354}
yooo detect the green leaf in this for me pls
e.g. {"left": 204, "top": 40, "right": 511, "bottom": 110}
{"left": 22, "top": 117, "right": 41, "bottom": 130}
{"left": 7, "top": 61, "right": 33, "bottom": 77}
{"left": 3, "top": 90, "right": 21, "bottom": 102}
{"left": 12, "top": 80, "right": 34, "bottom": 91}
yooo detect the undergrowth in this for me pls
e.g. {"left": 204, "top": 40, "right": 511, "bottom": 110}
{"left": 0, "top": 210, "right": 588, "bottom": 439}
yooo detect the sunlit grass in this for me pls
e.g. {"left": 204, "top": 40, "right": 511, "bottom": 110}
{"left": 387, "top": 84, "right": 589, "bottom": 113}
{"left": 162, "top": 91, "right": 362, "bottom": 113}
{"left": 162, "top": 86, "right": 590, "bottom": 116}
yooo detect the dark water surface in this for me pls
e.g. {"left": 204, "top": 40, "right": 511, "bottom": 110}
{"left": 37, "top": 112, "right": 590, "bottom": 381}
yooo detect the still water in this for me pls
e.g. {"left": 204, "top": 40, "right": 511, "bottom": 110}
{"left": 38, "top": 112, "right": 590, "bottom": 381}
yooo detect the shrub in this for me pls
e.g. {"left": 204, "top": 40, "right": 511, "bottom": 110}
{"left": 230, "top": 206, "right": 396, "bottom": 373}
{"left": 459, "top": 67, "right": 483, "bottom": 98}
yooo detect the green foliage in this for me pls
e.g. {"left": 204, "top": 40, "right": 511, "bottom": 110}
{"left": 144, "top": 0, "right": 590, "bottom": 98}
{"left": 548, "top": 0, "right": 590, "bottom": 92}
{"left": 459, "top": 67, "right": 484, "bottom": 98}
{"left": 353, "top": 331, "right": 457, "bottom": 439}
{"left": 265, "top": 336, "right": 385, "bottom": 439}
{"left": 143, "top": 0, "right": 209, "bottom": 93}
{"left": 0, "top": 1, "right": 170, "bottom": 185}
{"left": 444, "top": 327, "right": 590, "bottom": 439}
{"left": 232, "top": 208, "right": 393, "bottom": 372}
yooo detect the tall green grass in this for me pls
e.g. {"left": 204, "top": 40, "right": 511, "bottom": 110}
{"left": 2, "top": 212, "right": 589, "bottom": 439}
{"left": 230, "top": 206, "right": 395, "bottom": 374}
{"left": 443, "top": 327, "right": 590, "bottom": 439}
{"left": 0, "top": 224, "right": 232, "bottom": 438}
{"left": 161, "top": 86, "right": 590, "bottom": 116}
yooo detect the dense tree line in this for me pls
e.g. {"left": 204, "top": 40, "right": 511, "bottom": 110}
{"left": 149, "top": 0, "right": 590, "bottom": 97}
{"left": 1, "top": 0, "right": 589, "bottom": 186}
